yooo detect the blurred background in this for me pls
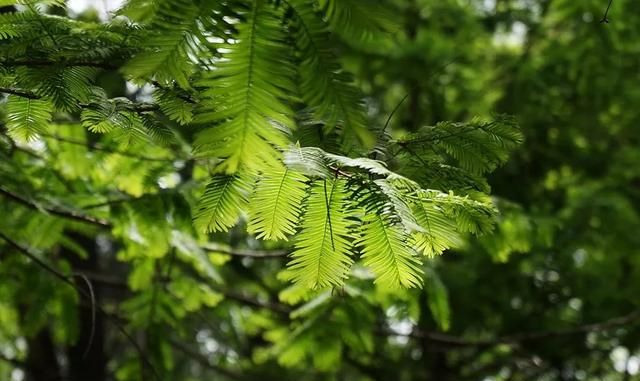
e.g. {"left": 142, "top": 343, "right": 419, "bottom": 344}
{"left": 2, "top": 0, "right": 640, "bottom": 380}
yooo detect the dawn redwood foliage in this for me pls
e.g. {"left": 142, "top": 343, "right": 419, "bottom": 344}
{"left": 2, "top": 0, "right": 640, "bottom": 380}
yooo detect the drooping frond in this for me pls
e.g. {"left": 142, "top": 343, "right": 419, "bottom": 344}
{"left": 411, "top": 199, "right": 464, "bottom": 257}
{"left": 397, "top": 115, "right": 523, "bottom": 174}
{"left": 288, "top": 179, "right": 355, "bottom": 288}
{"left": 316, "top": 0, "right": 398, "bottom": 44}
{"left": 404, "top": 161, "right": 491, "bottom": 194}
{"left": 193, "top": 174, "right": 252, "bottom": 233}
{"left": 193, "top": 0, "right": 295, "bottom": 173}
{"left": 14, "top": 66, "right": 95, "bottom": 111}
{"left": 0, "top": 9, "right": 39, "bottom": 40}
{"left": 0, "top": 0, "right": 64, "bottom": 6}
{"left": 81, "top": 97, "right": 144, "bottom": 134}
{"left": 357, "top": 214, "right": 423, "bottom": 288}
{"left": 153, "top": 87, "right": 194, "bottom": 125}
{"left": 5, "top": 95, "right": 52, "bottom": 141}
{"left": 122, "top": 0, "right": 205, "bottom": 88}
{"left": 288, "top": 0, "right": 373, "bottom": 147}
{"left": 283, "top": 145, "right": 410, "bottom": 181}
{"left": 284, "top": 145, "right": 333, "bottom": 178}
{"left": 248, "top": 167, "right": 310, "bottom": 241}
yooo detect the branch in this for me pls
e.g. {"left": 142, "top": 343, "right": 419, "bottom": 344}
{"left": 0, "top": 232, "right": 161, "bottom": 381}
{"left": 169, "top": 339, "right": 243, "bottom": 380}
{"left": 38, "top": 132, "right": 176, "bottom": 162}
{"left": 601, "top": 0, "right": 614, "bottom": 23}
{"left": 201, "top": 243, "right": 289, "bottom": 259}
{"left": 0, "top": 86, "right": 40, "bottom": 99}
{"left": 386, "top": 309, "right": 640, "bottom": 348}
{"left": 0, "top": 186, "right": 111, "bottom": 228}
{"left": 0, "top": 353, "right": 26, "bottom": 368}
{"left": 0, "top": 59, "right": 118, "bottom": 70}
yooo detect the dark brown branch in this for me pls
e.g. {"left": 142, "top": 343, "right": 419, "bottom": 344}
{"left": 169, "top": 339, "right": 243, "bottom": 380}
{"left": 0, "top": 353, "right": 26, "bottom": 368}
{"left": 0, "top": 86, "right": 40, "bottom": 99}
{"left": 201, "top": 243, "right": 289, "bottom": 259}
{"left": 0, "top": 232, "right": 161, "bottom": 381}
{"left": 0, "top": 186, "right": 111, "bottom": 228}
{"left": 601, "top": 0, "right": 614, "bottom": 23}
{"left": 151, "top": 80, "right": 197, "bottom": 104}
{"left": 0, "top": 59, "right": 118, "bottom": 70}
{"left": 386, "top": 309, "right": 640, "bottom": 348}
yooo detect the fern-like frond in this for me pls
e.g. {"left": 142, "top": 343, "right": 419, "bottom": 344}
{"left": 81, "top": 97, "right": 141, "bottom": 133}
{"left": 122, "top": 0, "right": 204, "bottom": 88}
{"left": 417, "top": 190, "right": 497, "bottom": 236}
{"left": 357, "top": 214, "right": 422, "bottom": 288}
{"left": 284, "top": 145, "right": 332, "bottom": 178}
{"left": 193, "top": 174, "right": 252, "bottom": 233}
{"left": 248, "top": 167, "right": 309, "bottom": 241}
{"left": 154, "top": 87, "right": 193, "bottom": 125}
{"left": 5, "top": 96, "right": 52, "bottom": 141}
{"left": 398, "top": 115, "right": 523, "bottom": 174}
{"left": 288, "top": 0, "right": 373, "bottom": 147}
{"left": 0, "top": 9, "right": 39, "bottom": 40}
{"left": 194, "top": 0, "right": 294, "bottom": 174}
{"left": 411, "top": 200, "right": 463, "bottom": 257}
{"left": 316, "top": 0, "right": 398, "bottom": 44}
{"left": 288, "top": 179, "right": 355, "bottom": 288}
{"left": 15, "top": 66, "right": 95, "bottom": 111}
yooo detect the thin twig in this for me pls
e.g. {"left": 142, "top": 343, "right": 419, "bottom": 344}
{"left": 0, "top": 87, "right": 40, "bottom": 99}
{"left": 0, "top": 186, "right": 111, "bottom": 228}
{"left": 601, "top": 0, "right": 614, "bottom": 23}
{"left": 0, "top": 353, "right": 26, "bottom": 368}
{"left": 0, "top": 232, "right": 162, "bottom": 381}
{"left": 72, "top": 273, "right": 97, "bottom": 360}
{"left": 201, "top": 243, "right": 289, "bottom": 259}
{"left": 0, "top": 59, "right": 118, "bottom": 70}
{"left": 169, "top": 338, "right": 243, "bottom": 380}
{"left": 39, "top": 132, "right": 175, "bottom": 162}
{"left": 386, "top": 309, "right": 640, "bottom": 348}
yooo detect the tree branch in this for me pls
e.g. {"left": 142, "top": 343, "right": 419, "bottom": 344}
{"left": 201, "top": 243, "right": 289, "bottom": 259}
{"left": 38, "top": 132, "right": 176, "bottom": 162}
{"left": 0, "top": 232, "right": 161, "bottom": 381}
{"left": 601, "top": 0, "right": 614, "bottom": 23}
{"left": 0, "top": 353, "right": 26, "bottom": 368}
{"left": 169, "top": 338, "right": 243, "bottom": 380}
{"left": 0, "top": 186, "right": 111, "bottom": 228}
{"left": 0, "top": 59, "right": 118, "bottom": 70}
{"left": 385, "top": 309, "right": 640, "bottom": 348}
{"left": 0, "top": 86, "right": 40, "bottom": 99}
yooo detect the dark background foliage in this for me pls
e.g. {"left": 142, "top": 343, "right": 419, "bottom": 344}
{"left": 1, "top": 0, "right": 639, "bottom": 380}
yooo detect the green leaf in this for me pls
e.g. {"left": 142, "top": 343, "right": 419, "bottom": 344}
{"left": 5, "top": 96, "right": 52, "bottom": 141}
{"left": 288, "top": 179, "right": 355, "bottom": 288}
{"left": 16, "top": 66, "right": 95, "bottom": 111}
{"left": 358, "top": 214, "right": 423, "bottom": 288}
{"left": 122, "top": 0, "right": 204, "bottom": 88}
{"left": 317, "top": 0, "right": 399, "bottom": 44}
{"left": 411, "top": 199, "right": 464, "bottom": 257}
{"left": 398, "top": 115, "right": 523, "bottom": 174}
{"left": 248, "top": 167, "right": 309, "bottom": 241}
{"left": 424, "top": 268, "right": 451, "bottom": 331}
{"left": 193, "top": 174, "right": 252, "bottom": 233}
{"left": 194, "top": 0, "right": 294, "bottom": 173}
{"left": 289, "top": 0, "right": 374, "bottom": 147}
